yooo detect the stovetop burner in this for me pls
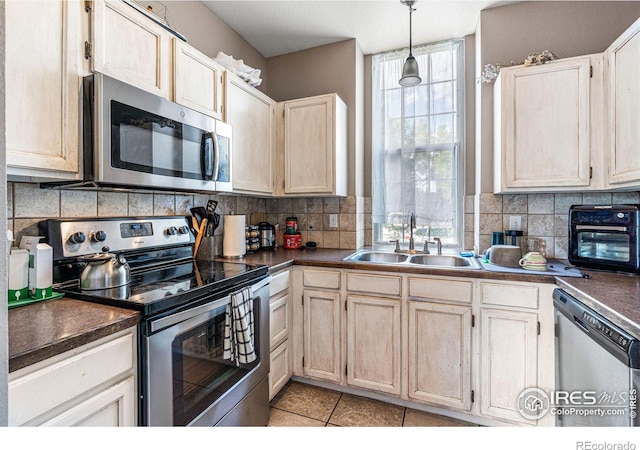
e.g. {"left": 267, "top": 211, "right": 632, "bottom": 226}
{"left": 57, "top": 259, "right": 268, "bottom": 316}
{"left": 41, "top": 216, "right": 269, "bottom": 317}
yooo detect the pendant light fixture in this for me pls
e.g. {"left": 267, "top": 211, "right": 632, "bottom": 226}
{"left": 399, "top": 0, "right": 421, "bottom": 87}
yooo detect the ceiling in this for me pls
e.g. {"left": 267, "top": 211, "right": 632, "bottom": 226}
{"left": 202, "top": 1, "right": 515, "bottom": 58}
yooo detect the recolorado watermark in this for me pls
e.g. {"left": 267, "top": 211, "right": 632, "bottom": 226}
{"left": 576, "top": 442, "right": 636, "bottom": 450}
{"left": 516, "top": 387, "right": 637, "bottom": 421}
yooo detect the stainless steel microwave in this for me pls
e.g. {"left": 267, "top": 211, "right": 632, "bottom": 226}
{"left": 80, "top": 73, "right": 232, "bottom": 193}
{"left": 569, "top": 204, "right": 640, "bottom": 273}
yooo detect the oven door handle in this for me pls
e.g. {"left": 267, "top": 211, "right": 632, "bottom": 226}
{"left": 575, "top": 225, "right": 628, "bottom": 232}
{"left": 150, "top": 294, "right": 230, "bottom": 333}
{"left": 149, "top": 275, "right": 271, "bottom": 333}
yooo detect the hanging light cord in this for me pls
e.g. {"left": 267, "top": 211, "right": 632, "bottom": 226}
{"left": 408, "top": 3, "right": 416, "bottom": 57}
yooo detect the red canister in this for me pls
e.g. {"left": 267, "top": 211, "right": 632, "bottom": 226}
{"left": 283, "top": 233, "right": 302, "bottom": 249}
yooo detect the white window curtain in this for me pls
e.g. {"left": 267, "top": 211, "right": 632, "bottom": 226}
{"left": 372, "top": 40, "right": 463, "bottom": 246}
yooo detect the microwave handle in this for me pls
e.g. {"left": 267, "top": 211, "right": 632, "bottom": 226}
{"left": 201, "top": 132, "right": 215, "bottom": 180}
{"left": 212, "top": 131, "right": 220, "bottom": 182}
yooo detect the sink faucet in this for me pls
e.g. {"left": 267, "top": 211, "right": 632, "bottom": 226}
{"left": 409, "top": 213, "right": 416, "bottom": 251}
{"left": 423, "top": 227, "right": 443, "bottom": 255}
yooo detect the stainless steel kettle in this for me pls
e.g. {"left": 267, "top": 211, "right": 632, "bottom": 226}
{"left": 79, "top": 246, "right": 131, "bottom": 290}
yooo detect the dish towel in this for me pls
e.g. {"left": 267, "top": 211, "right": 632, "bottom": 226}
{"left": 223, "top": 286, "right": 257, "bottom": 366}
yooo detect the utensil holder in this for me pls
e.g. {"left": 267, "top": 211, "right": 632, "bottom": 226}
{"left": 195, "top": 236, "right": 217, "bottom": 261}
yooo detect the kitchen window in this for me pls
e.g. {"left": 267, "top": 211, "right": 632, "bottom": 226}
{"left": 372, "top": 39, "right": 464, "bottom": 248}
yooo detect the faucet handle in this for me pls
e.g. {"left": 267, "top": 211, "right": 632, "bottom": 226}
{"left": 410, "top": 213, "right": 416, "bottom": 229}
{"left": 389, "top": 239, "right": 400, "bottom": 252}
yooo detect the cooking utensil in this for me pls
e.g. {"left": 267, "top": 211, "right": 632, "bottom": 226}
{"left": 206, "top": 200, "right": 220, "bottom": 236}
{"left": 194, "top": 218, "right": 208, "bottom": 258}
{"left": 190, "top": 215, "right": 199, "bottom": 234}
{"left": 78, "top": 246, "right": 131, "bottom": 290}
{"left": 190, "top": 207, "right": 207, "bottom": 226}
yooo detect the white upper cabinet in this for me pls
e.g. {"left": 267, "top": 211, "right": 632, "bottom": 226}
{"left": 174, "top": 39, "right": 224, "bottom": 120}
{"left": 494, "top": 55, "right": 603, "bottom": 193}
{"left": 605, "top": 17, "right": 640, "bottom": 187}
{"left": 279, "top": 94, "right": 347, "bottom": 196}
{"left": 225, "top": 72, "right": 276, "bottom": 195}
{"left": 5, "top": 0, "right": 84, "bottom": 181}
{"left": 91, "top": 0, "right": 172, "bottom": 98}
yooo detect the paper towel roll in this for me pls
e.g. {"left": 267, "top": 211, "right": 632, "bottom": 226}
{"left": 223, "top": 215, "right": 246, "bottom": 258}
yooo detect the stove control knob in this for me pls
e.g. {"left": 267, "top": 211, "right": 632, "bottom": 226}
{"left": 178, "top": 225, "right": 190, "bottom": 235}
{"left": 166, "top": 226, "right": 178, "bottom": 236}
{"left": 92, "top": 230, "right": 107, "bottom": 242}
{"left": 68, "top": 231, "right": 86, "bottom": 244}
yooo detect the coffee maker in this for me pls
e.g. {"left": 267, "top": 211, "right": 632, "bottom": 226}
{"left": 258, "top": 222, "right": 275, "bottom": 249}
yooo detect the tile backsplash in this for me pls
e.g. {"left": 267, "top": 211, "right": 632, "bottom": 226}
{"left": 12, "top": 181, "right": 635, "bottom": 258}
{"left": 6, "top": 182, "right": 371, "bottom": 252}
{"left": 472, "top": 191, "right": 640, "bottom": 258}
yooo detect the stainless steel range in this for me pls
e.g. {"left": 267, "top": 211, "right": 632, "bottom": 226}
{"left": 40, "top": 216, "right": 270, "bottom": 427}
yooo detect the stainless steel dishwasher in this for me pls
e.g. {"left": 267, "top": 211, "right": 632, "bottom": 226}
{"left": 553, "top": 288, "right": 640, "bottom": 426}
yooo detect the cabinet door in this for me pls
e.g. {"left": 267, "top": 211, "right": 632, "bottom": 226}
{"left": 606, "top": 17, "right": 640, "bottom": 186}
{"left": 303, "top": 289, "right": 342, "bottom": 383}
{"left": 225, "top": 72, "right": 276, "bottom": 195}
{"left": 282, "top": 94, "right": 348, "bottom": 196}
{"left": 346, "top": 295, "right": 401, "bottom": 396}
{"left": 269, "top": 340, "right": 292, "bottom": 401}
{"left": 174, "top": 39, "right": 224, "bottom": 119}
{"left": 480, "top": 308, "right": 538, "bottom": 425}
{"left": 494, "top": 57, "right": 592, "bottom": 192}
{"left": 5, "top": 0, "right": 82, "bottom": 179}
{"left": 92, "top": 0, "right": 171, "bottom": 98}
{"left": 408, "top": 301, "right": 472, "bottom": 410}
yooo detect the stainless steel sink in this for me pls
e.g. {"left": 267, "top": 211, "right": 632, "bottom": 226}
{"left": 408, "top": 254, "right": 481, "bottom": 269}
{"left": 344, "top": 251, "right": 409, "bottom": 263}
{"left": 343, "top": 251, "right": 480, "bottom": 269}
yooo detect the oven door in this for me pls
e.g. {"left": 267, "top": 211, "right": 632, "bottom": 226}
{"left": 144, "top": 277, "right": 269, "bottom": 426}
{"left": 91, "top": 73, "right": 218, "bottom": 192}
{"left": 569, "top": 225, "right": 638, "bottom": 272}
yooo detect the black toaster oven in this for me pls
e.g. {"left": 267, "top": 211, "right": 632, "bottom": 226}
{"left": 569, "top": 204, "right": 640, "bottom": 273}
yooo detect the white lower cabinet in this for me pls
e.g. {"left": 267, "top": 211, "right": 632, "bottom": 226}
{"left": 302, "top": 288, "right": 343, "bottom": 383}
{"left": 346, "top": 295, "right": 401, "bottom": 396}
{"left": 8, "top": 327, "right": 137, "bottom": 427}
{"left": 292, "top": 266, "right": 556, "bottom": 426}
{"left": 479, "top": 308, "right": 538, "bottom": 424}
{"left": 478, "top": 281, "right": 556, "bottom": 426}
{"left": 408, "top": 301, "right": 472, "bottom": 410}
{"left": 268, "top": 269, "right": 292, "bottom": 400}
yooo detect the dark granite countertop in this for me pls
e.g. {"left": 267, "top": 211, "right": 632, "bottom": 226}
{"left": 556, "top": 271, "right": 640, "bottom": 340}
{"left": 13, "top": 248, "right": 639, "bottom": 374}
{"left": 9, "top": 298, "right": 141, "bottom": 373}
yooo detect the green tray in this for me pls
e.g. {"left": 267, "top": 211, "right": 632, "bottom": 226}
{"left": 8, "top": 292, "right": 64, "bottom": 309}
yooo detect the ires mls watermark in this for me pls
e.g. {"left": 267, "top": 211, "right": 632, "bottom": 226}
{"left": 516, "top": 387, "right": 637, "bottom": 420}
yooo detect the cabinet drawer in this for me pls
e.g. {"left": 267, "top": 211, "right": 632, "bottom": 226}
{"left": 481, "top": 282, "right": 539, "bottom": 309}
{"left": 303, "top": 269, "right": 341, "bottom": 290}
{"left": 8, "top": 331, "right": 135, "bottom": 426}
{"left": 347, "top": 272, "right": 401, "bottom": 297}
{"left": 270, "top": 292, "right": 290, "bottom": 350}
{"left": 270, "top": 270, "right": 290, "bottom": 297}
{"left": 408, "top": 277, "right": 472, "bottom": 304}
